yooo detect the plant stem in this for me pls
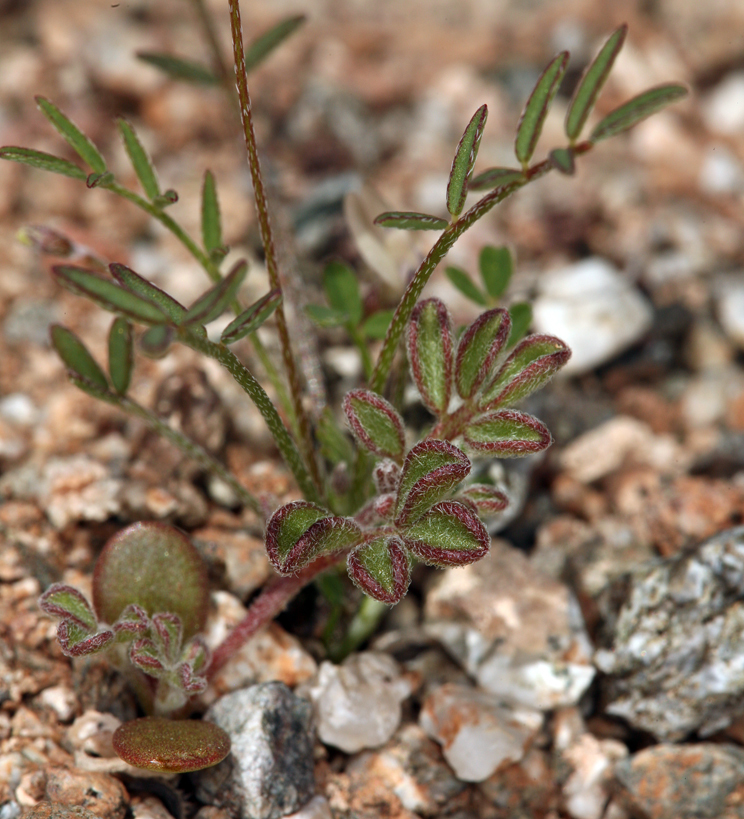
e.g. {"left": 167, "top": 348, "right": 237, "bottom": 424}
{"left": 181, "top": 329, "right": 321, "bottom": 505}
{"left": 228, "top": 0, "right": 323, "bottom": 501}
{"left": 328, "top": 595, "right": 389, "bottom": 662}
{"left": 208, "top": 551, "right": 345, "bottom": 675}
{"left": 190, "top": 0, "right": 231, "bottom": 83}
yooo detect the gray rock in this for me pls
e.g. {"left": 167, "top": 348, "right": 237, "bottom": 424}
{"left": 614, "top": 743, "right": 744, "bottom": 819}
{"left": 196, "top": 683, "right": 315, "bottom": 819}
{"left": 596, "top": 526, "right": 744, "bottom": 740}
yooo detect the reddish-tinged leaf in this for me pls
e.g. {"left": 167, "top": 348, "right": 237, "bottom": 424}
{"left": 39, "top": 583, "right": 97, "bottom": 631}
{"left": 53, "top": 265, "right": 169, "bottom": 325}
{"left": 590, "top": 83, "right": 688, "bottom": 143}
{"left": 395, "top": 440, "right": 471, "bottom": 527}
{"left": 152, "top": 612, "right": 183, "bottom": 664}
{"left": 343, "top": 389, "right": 405, "bottom": 461}
{"left": 183, "top": 259, "right": 248, "bottom": 326}
{"left": 481, "top": 334, "right": 571, "bottom": 409}
{"left": 454, "top": 308, "right": 511, "bottom": 399}
{"left": 373, "top": 212, "right": 449, "bottom": 231}
{"left": 113, "top": 604, "right": 149, "bottom": 638}
{"left": 265, "top": 501, "right": 362, "bottom": 574}
{"left": 469, "top": 167, "right": 524, "bottom": 192}
{"left": 113, "top": 717, "right": 230, "bottom": 773}
{"left": 178, "top": 660, "right": 208, "bottom": 694}
{"left": 221, "top": 289, "right": 282, "bottom": 344}
{"left": 457, "top": 484, "right": 510, "bottom": 516}
{"left": 446, "top": 104, "right": 488, "bottom": 217}
{"left": 464, "top": 409, "right": 552, "bottom": 456}
{"left": 129, "top": 638, "right": 166, "bottom": 675}
{"left": 347, "top": 536, "right": 411, "bottom": 605}
{"left": 403, "top": 500, "right": 490, "bottom": 567}
{"left": 110, "top": 263, "right": 187, "bottom": 325}
{"left": 515, "top": 52, "right": 569, "bottom": 166}
{"left": 406, "top": 299, "right": 454, "bottom": 415}
{"left": 565, "top": 25, "right": 627, "bottom": 141}
{"left": 57, "top": 621, "right": 114, "bottom": 657}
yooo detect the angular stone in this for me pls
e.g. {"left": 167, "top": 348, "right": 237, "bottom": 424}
{"left": 196, "top": 683, "right": 315, "bottom": 819}
{"left": 420, "top": 683, "right": 543, "bottom": 782}
{"left": 44, "top": 768, "right": 128, "bottom": 819}
{"left": 300, "top": 652, "right": 411, "bottom": 754}
{"left": 597, "top": 526, "right": 744, "bottom": 739}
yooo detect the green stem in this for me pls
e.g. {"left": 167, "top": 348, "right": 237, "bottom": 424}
{"left": 228, "top": 0, "right": 323, "bottom": 501}
{"left": 180, "top": 329, "right": 320, "bottom": 505}
{"left": 348, "top": 323, "right": 374, "bottom": 381}
{"left": 190, "top": 0, "right": 231, "bottom": 83}
{"left": 328, "top": 595, "right": 389, "bottom": 662}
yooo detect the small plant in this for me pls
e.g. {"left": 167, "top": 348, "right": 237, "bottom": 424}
{"left": 4, "top": 7, "right": 688, "bottom": 771}
{"left": 39, "top": 522, "right": 231, "bottom": 772}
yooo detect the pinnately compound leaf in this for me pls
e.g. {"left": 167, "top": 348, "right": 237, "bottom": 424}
{"left": 565, "top": 25, "right": 627, "bottom": 141}
{"left": 201, "top": 170, "right": 222, "bottom": 254}
{"left": 481, "top": 333, "right": 571, "bottom": 409}
{"left": 50, "top": 324, "right": 109, "bottom": 391}
{"left": 244, "top": 14, "right": 306, "bottom": 73}
{"left": 39, "top": 583, "right": 98, "bottom": 632}
{"left": 468, "top": 167, "right": 524, "bottom": 192}
{"left": 590, "top": 83, "right": 688, "bottom": 143}
{"left": 343, "top": 389, "right": 406, "bottom": 461}
{"left": 183, "top": 259, "right": 248, "bottom": 325}
{"left": 53, "top": 265, "right": 169, "bottom": 325}
{"left": 464, "top": 409, "right": 552, "bottom": 456}
{"left": 454, "top": 308, "right": 511, "bottom": 400}
{"left": 395, "top": 440, "right": 471, "bottom": 527}
{"left": 108, "top": 317, "right": 134, "bottom": 395}
{"left": 35, "top": 97, "right": 107, "bottom": 173}
{"left": 406, "top": 299, "right": 454, "bottom": 415}
{"left": 373, "top": 212, "right": 449, "bottom": 231}
{"left": 136, "top": 52, "right": 219, "bottom": 85}
{"left": 0, "top": 147, "right": 87, "bottom": 180}
{"left": 265, "top": 501, "right": 362, "bottom": 574}
{"left": 515, "top": 52, "right": 569, "bottom": 166}
{"left": 347, "top": 536, "right": 411, "bottom": 605}
{"left": 110, "top": 263, "right": 187, "bottom": 325}
{"left": 403, "top": 500, "right": 490, "bottom": 567}
{"left": 446, "top": 103, "right": 488, "bottom": 217}
{"left": 117, "top": 118, "right": 160, "bottom": 200}
{"left": 221, "top": 289, "right": 282, "bottom": 344}
{"left": 445, "top": 266, "right": 488, "bottom": 306}
{"left": 457, "top": 484, "right": 509, "bottom": 516}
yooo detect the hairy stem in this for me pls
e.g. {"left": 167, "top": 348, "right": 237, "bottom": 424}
{"left": 208, "top": 551, "right": 345, "bottom": 675}
{"left": 180, "top": 329, "right": 320, "bottom": 505}
{"left": 228, "top": 0, "right": 323, "bottom": 500}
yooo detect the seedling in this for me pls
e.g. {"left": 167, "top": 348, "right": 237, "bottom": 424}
{"left": 4, "top": 6, "right": 688, "bottom": 771}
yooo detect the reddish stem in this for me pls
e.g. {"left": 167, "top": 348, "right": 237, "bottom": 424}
{"left": 207, "top": 552, "right": 344, "bottom": 676}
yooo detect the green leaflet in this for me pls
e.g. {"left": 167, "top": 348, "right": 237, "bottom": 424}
{"left": 0, "top": 147, "right": 86, "bottom": 180}
{"left": 446, "top": 104, "right": 488, "bottom": 217}
{"left": 590, "top": 83, "right": 688, "bottom": 143}
{"left": 117, "top": 119, "right": 160, "bottom": 200}
{"left": 136, "top": 52, "right": 219, "bottom": 85}
{"left": 50, "top": 324, "right": 109, "bottom": 391}
{"left": 36, "top": 96, "right": 107, "bottom": 173}
{"left": 515, "top": 52, "right": 568, "bottom": 166}
{"left": 244, "top": 15, "right": 306, "bottom": 73}
{"left": 374, "top": 211, "right": 449, "bottom": 230}
{"left": 201, "top": 170, "right": 222, "bottom": 254}
{"left": 108, "top": 317, "right": 134, "bottom": 395}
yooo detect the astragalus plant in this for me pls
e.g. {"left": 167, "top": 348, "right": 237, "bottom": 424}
{"left": 1, "top": 9, "right": 687, "bottom": 770}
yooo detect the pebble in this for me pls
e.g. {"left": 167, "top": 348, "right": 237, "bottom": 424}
{"left": 280, "top": 797, "right": 332, "bottom": 819}
{"left": 44, "top": 768, "right": 129, "bottom": 819}
{"left": 560, "top": 733, "right": 628, "bottom": 819}
{"left": 699, "top": 145, "right": 744, "bottom": 194}
{"left": 716, "top": 275, "right": 744, "bottom": 351}
{"left": 424, "top": 539, "right": 595, "bottom": 710}
{"left": 27, "top": 806, "right": 99, "bottom": 819}
{"left": 558, "top": 415, "right": 685, "bottom": 484}
{"left": 40, "top": 455, "right": 122, "bottom": 529}
{"left": 531, "top": 258, "right": 654, "bottom": 376}
{"left": 702, "top": 71, "right": 744, "bottom": 135}
{"left": 343, "top": 724, "right": 465, "bottom": 815}
{"left": 36, "top": 685, "right": 77, "bottom": 722}
{"left": 614, "top": 743, "right": 744, "bottom": 819}
{"left": 202, "top": 592, "right": 317, "bottom": 705}
{"left": 0, "top": 394, "right": 39, "bottom": 427}
{"left": 419, "top": 682, "right": 543, "bottom": 782}
{"left": 596, "top": 526, "right": 744, "bottom": 739}
{"left": 196, "top": 683, "right": 315, "bottom": 819}
{"left": 300, "top": 652, "right": 411, "bottom": 753}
